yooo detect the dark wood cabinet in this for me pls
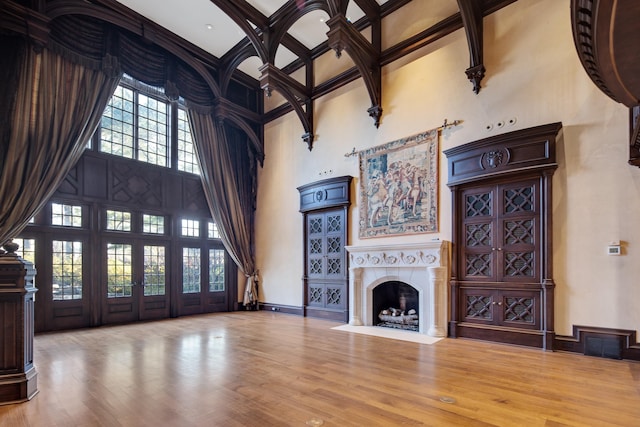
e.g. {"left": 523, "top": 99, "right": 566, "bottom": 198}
{"left": 298, "top": 176, "right": 352, "bottom": 322}
{"left": 445, "top": 123, "right": 562, "bottom": 349}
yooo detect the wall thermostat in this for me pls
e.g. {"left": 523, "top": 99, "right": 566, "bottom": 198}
{"left": 607, "top": 245, "right": 621, "bottom": 256}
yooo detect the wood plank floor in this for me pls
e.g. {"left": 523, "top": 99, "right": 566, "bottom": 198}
{"left": 1, "top": 311, "right": 639, "bottom": 426}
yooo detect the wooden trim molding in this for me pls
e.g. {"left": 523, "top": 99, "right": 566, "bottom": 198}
{"left": 554, "top": 325, "right": 640, "bottom": 361}
{"left": 258, "top": 303, "right": 304, "bottom": 316}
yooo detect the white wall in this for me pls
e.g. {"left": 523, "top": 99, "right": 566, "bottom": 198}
{"left": 255, "top": 0, "right": 640, "bottom": 337}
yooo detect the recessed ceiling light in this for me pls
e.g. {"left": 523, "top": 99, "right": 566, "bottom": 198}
{"left": 206, "top": 24, "right": 213, "bottom": 30}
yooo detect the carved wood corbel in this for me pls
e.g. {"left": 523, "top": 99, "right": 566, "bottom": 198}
{"left": 326, "top": 14, "right": 382, "bottom": 127}
{"left": 457, "top": 0, "right": 485, "bottom": 94}
{"left": 259, "top": 63, "right": 314, "bottom": 150}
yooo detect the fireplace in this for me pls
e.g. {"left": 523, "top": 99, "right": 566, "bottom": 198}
{"left": 345, "top": 241, "right": 449, "bottom": 337}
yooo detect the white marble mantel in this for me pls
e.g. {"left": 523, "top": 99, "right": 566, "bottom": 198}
{"left": 346, "top": 241, "right": 449, "bottom": 337}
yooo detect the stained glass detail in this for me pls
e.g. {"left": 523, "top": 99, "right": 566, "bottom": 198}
{"left": 310, "top": 238, "right": 322, "bottom": 254}
{"left": 504, "top": 186, "right": 534, "bottom": 213}
{"left": 310, "top": 259, "right": 322, "bottom": 275}
{"left": 327, "top": 215, "right": 341, "bottom": 233}
{"left": 466, "top": 254, "right": 492, "bottom": 277}
{"left": 465, "top": 192, "right": 492, "bottom": 217}
{"left": 466, "top": 295, "right": 492, "bottom": 319}
{"left": 504, "top": 220, "right": 534, "bottom": 245}
{"left": 466, "top": 223, "right": 492, "bottom": 247}
{"left": 504, "top": 297, "right": 534, "bottom": 323}
{"left": 504, "top": 251, "right": 534, "bottom": 277}
{"left": 310, "top": 218, "right": 322, "bottom": 234}
{"left": 327, "top": 258, "right": 341, "bottom": 275}
{"left": 327, "top": 237, "right": 341, "bottom": 253}
{"left": 309, "top": 286, "right": 323, "bottom": 303}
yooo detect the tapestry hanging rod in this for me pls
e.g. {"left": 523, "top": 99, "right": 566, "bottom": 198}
{"left": 343, "top": 118, "right": 462, "bottom": 157}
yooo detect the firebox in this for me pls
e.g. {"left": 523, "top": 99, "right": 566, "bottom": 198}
{"left": 372, "top": 281, "right": 419, "bottom": 331}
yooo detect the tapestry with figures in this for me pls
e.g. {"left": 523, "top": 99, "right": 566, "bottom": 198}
{"left": 358, "top": 129, "right": 439, "bottom": 238}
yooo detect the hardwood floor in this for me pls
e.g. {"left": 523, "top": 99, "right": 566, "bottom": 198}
{"left": 1, "top": 311, "right": 639, "bottom": 426}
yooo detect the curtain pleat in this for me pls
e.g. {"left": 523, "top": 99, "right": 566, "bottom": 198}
{"left": 0, "top": 43, "right": 121, "bottom": 246}
{"left": 188, "top": 110, "right": 258, "bottom": 307}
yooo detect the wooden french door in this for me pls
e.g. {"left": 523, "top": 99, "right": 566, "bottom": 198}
{"left": 102, "top": 238, "right": 170, "bottom": 324}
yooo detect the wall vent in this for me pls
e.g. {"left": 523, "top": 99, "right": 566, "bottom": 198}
{"left": 584, "top": 335, "right": 623, "bottom": 359}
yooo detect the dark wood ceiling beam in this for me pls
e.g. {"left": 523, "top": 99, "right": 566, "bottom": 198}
{"left": 457, "top": 0, "right": 485, "bottom": 94}
{"left": 209, "top": 0, "right": 268, "bottom": 63}
{"left": 352, "top": 0, "right": 380, "bottom": 20}
{"left": 259, "top": 63, "right": 314, "bottom": 149}
{"left": 326, "top": 13, "right": 382, "bottom": 127}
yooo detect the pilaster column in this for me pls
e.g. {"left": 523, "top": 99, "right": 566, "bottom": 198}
{"left": 427, "top": 266, "right": 447, "bottom": 337}
{"left": 349, "top": 267, "right": 363, "bottom": 325}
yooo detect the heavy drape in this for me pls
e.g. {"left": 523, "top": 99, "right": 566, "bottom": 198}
{"left": 188, "top": 110, "right": 258, "bottom": 307}
{"left": 0, "top": 38, "right": 120, "bottom": 246}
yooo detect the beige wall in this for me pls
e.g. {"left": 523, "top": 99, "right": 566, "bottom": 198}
{"left": 255, "top": 0, "right": 640, "bottom": 337}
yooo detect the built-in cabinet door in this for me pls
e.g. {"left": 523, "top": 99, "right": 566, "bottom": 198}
{"left": 307, "top": 282, "right": 347, "bottom": 311}
{"left": 460, "top": 287, "right": 541, "bottom": 330}
{"left": 307, "top": 210, "right": 347, "bottom": 280}
{"left": 461, "top": 178, "right": 540, "bottom": 283}
{"left": 306, "top": 209, "right": 347, "bottom": 312}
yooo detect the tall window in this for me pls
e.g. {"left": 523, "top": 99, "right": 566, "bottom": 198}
{"left": 177, "top": 109, "right": 199, "bottom": 175}
{"left": 100, "top": 85, "right": 134, "bottom": 158}
{"left": 100, "top": 78, "right": 169, "bottom": 167}
{"left": 52, "top": 240, "right": 83, "bottom": 300}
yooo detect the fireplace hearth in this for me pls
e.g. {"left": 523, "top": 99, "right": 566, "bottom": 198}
{"left": 346, "top": 241, "right": 449, "bottom": 337}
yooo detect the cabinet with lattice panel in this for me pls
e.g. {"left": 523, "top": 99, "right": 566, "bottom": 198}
{"left": 298, "top": 176, "right": 352, "bottom": 322}
{"left": 444, "top": 123, "right": 562, "bottom": 349}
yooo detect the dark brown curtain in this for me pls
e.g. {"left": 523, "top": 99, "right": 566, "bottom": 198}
{"left": 188, "top": 109, "right": 258, "bottom": 306}
{"left": 0, "top": 39, "right": 120, "bottom": 246}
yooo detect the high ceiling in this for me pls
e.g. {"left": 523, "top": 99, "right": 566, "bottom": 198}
{"left": 113, "top": 0, "right": 394, "bottom": 78}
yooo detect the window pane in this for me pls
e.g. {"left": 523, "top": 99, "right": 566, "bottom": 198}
{"left": 144, "top": 245, "right": 165, "bottom": 296}
{"left": 100, "top": 85, "right": 134, "bottom": 159}
{"left": 142, "top": 214, "right": 165, "bottom": 234}
{"left": 52, "top": 240, "right": 83, "bottom": 300}
{"left": 52, "top": 203, "right": 83, "bottom": 227}
{"left": 177, "top": 109, "right": 200, "bottom": 175}
{"left": 106, "top": 210, "right": 131, "bottom": 231}
{"left": 137, "top": 93, "right": 168, "bottom": 167}
{"left": 209, "top": 249, "right": 225, "bottom": 292}
{"left": 107, "top": 243, "right": 133, "bottom": 298}
{"left": 13, "top": 238, "right": 35, "bottom": 264}
{"left": 208, "top": 222, "right": 220, "bottom": 239}
{"left": 181, "top": 219, "right": 200, "bottom": 237}
{"left": 182, "top": 247, "right": 200, "bottom": 293}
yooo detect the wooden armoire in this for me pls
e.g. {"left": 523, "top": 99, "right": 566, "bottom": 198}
{"left": 298, "top": 176, "right": 352, "bottom": 322}
{"left": 444, "top": 123, "right": 562, "bottom": 349}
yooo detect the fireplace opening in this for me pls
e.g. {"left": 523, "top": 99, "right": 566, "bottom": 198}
{"left": 372, "top": 281, "right": 419, "bottom": 332}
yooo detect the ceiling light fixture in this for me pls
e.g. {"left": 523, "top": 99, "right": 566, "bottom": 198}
{"left": 206, "top": 24, "right": 213, "bottom": 30}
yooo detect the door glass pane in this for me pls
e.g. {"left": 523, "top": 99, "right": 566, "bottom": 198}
{"left": 144, "top": 245, "right": 165, "bottom": 296}
{"left": 182, "top": 247, "right": 200, "bottom": 293}
{"left": 107, "top": 243, "right": 133, "bottom": 298}
{"left": 209, "top": 249, "right": 225, "bottom": 292}
{"left": 52, "top": 240, "right": 83, "bottom": 300}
